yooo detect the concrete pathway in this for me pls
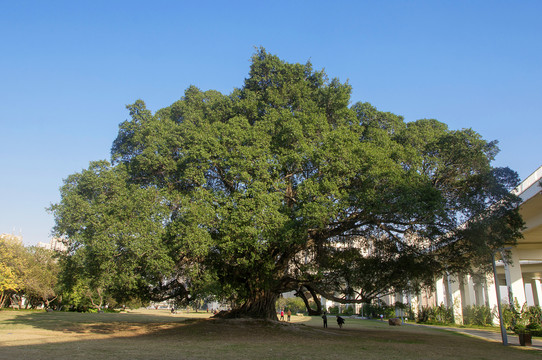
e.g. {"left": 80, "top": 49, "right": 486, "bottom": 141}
{"left": 415, "top": 324, "right": 542, "bottom": 351}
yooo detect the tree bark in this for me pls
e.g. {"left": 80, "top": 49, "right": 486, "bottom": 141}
{"left": 296, "top": 285, "right": 323, "bottom": 315}
{"left": 0, "top": 292, "right": 6, "bottom": 308}
{"left": 214, "top": 290, "right": 278, "bottom": 320}
{"left": 88, "top": 288, "right": 104, "bottom": 310}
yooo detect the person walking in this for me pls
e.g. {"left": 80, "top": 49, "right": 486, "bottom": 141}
{"left": 287, "top": 309, "right": 291, "bottom": 322}
{"left": 322, "top": 311, "right": 328, "bottom": 328}
{"left": 337, "top": 316, "right": 345, "bottom": 329}
{"left": 280, "top": 309, "right": 285, "bottom": 321}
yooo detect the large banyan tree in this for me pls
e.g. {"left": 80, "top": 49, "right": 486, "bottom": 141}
{"left": 50, "top": 49, "right": 523, "bottom": 319}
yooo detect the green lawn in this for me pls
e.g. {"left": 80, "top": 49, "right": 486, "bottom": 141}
{"left": 0, "top": 309, "right": 539, "bottom": 360}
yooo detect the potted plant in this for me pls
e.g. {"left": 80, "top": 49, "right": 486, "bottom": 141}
{"left": 515, "top": 325, "right": 532, "bottom": 346}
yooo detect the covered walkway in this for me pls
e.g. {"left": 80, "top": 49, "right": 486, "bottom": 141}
{"left": 429, "top": 166, "right": 542, "bottom": 323}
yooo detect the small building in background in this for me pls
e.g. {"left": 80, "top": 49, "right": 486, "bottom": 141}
{"left": 37, "top": 237, "right": 68, "bottom": 252}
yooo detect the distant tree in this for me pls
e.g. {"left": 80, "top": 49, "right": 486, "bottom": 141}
{"left": 276, "top": 296, "right": 306, "bottom": 314}
{"left": 0, "top": 237, "right": 25, "bottom": 308}
{"left": 23, "top": 247, "right": 60, "bottom": 309}
{"left": 0, "top": 263, "right": 19, "bottom": 308}
{"left": 0, "top": 239, "right": 60, "bottom": 309}
{"left": 50, "top": 49, "right": 523, "bottom": 320}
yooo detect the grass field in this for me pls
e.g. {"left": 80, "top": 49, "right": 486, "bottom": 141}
{"left": 0, "top": 309, "right": 539, "bottom": 360}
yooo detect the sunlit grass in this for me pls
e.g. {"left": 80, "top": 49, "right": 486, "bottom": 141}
{"left": 0, "top": 309, "right": 539, "bottom": 360}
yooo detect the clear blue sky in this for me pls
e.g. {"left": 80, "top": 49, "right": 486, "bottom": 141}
{"left": 1, "top": 1, "right": 541, "bottom": 246}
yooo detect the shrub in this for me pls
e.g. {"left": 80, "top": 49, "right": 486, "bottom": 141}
{"left": 417, "top": 306, "right": 432, "bottom": 323}
{"left": 417, "top": 304, "right": 453, "bottom": 325}
{"left": 276, "top": 296, "right": 307, "bottom": 314}
{"left": 462, "top": 305, "right": 494, "bottom": 326}
{"left": 361, "top": 302, "right": 396, "bottom": 319}
{"left": 328, "top": 306, "right": 339, "bottom": 315}
{"left": 341, "top": 306, "right": 354, "bottom": 316}
{"left": 525, "top": 305, "right": 542, "bottom": 326}
{"left": 527, "top": 322, "right": 542, "bottom": 336}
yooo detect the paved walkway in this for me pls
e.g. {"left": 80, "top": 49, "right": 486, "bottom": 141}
{"left": 415, "top": 324, "right": 542, "bottom": 351}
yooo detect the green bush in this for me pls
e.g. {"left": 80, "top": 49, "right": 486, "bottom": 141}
{"left": 487, "top": 301, "right": 542, "bottom": 335}
{"left": 462, "top": 305, "right": 494, "bottom": 326}
{"left": 527, "top": 322, "right": 542, "bottom": 336}
{"left": 501, "top": 305, "right": 516, "bottom": 330}
{"left": 276, "top": 296, "right": 308, "bottom": 314}
{"left": 328, "top": 306, "right": 339, "bottom": 315}
{"left": 341, "top": 306, "right": 354, "bottom": 316}
{"left": 525, "top": 305, "right": 542, "bottom": 336}
{"left": 417, "top": 304, "right": 453, "bottom": 325}
{"left": 361, "top": 302, "right": 395, "bottom": 319}
{"left": 525, "top": 305, "right": 542, "bottom": 326}
{"left": 417, "top": 306, "right": 433, "bottom": 324}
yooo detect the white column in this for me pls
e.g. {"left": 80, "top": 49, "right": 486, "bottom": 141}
{"left": 435, "top": 275, "right": 446, "bottom": 307}
{"left": 460, "top": 274, "right": 475, "bottom": 307}
{"left": 533, "top": 278, "right": 542, "bottom": 307}
{"left": 468, "top": 274, "right": 476, "bottom": 306}
{"left": 405, "top": 291, "right": 411, "bottom": 306}
{"left": 449, "top": 274, "right": 463, "bottom": 325}
{"left": 503, "top": 249, "right": 526, "bottom": 307}
{"left": 411, "top": 294, "right": 420, "bottom": 321}
{"left": 320, "top": 296, "right": 329, "bottom": 311}
{"left": 485, "top": 272, "right": 500, "bottom": 325}
{"left": 446, "top": 274, "right": 453, "bottom": 308}
{"left": 396, "top": 291, "right": 403, "bottom": 304}
{"left": 354, "top": 303, "right": 360, "bottom": 314}
{"left": 472, "top": 274, "right": 485, "bottom": 306}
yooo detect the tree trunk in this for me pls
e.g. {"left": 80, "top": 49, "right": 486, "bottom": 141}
{"left": 215, "top": 290, "right": 278, "bottom": 320}
{"left": 88, "top": 288, "right": 104, "bottom": 310}
{"left": 296, "top": 286, "right": 323, "bottom": 315}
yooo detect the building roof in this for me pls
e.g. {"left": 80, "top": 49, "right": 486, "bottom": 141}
{"left": 513, "top": 165, "right": 542, "bottom": 203}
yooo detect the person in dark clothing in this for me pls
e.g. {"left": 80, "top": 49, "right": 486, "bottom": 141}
{"left": 336, "top": 316, "right": 345, "bottom": 328}
{"left": 322, "top": 311, "right": 328, "bottom": 328}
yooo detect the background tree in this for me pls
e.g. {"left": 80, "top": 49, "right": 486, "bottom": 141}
{"left": 51, "top": 49, "right": 523, "bottom": 319}
{"left": 23, "top": 247, "right": 60, "bottom": 309}
{"left": 0, "top": 237, "right": 61, "bottom": 309}
{"left": 0, "top": 236, "right": 26, "bottom": 308}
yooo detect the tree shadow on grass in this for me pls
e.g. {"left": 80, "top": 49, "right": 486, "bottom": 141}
{"left": 1, "top": 314, "right": 541, "bottom": 360}
{"left": 0, "top": 310, "right": 200, "bottom": 334}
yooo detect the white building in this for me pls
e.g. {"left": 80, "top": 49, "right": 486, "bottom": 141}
{"left": 37, "top": 237, "right": 68, "bottom": 252}
{"left": 318, "top": 165, "right": 542, "bottom": 323}
{"left": 424, "top": 165, "right": 542, "bottom": 324}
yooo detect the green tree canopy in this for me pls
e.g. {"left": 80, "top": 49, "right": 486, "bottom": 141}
{"left": 50, "top": 49, "right": 523, "bottom": 319}
{"left": 0, "top": 237, "right": 25, "bottom": 308}
{"left": 0, "top": 237, "right": 60, "bottom": 309}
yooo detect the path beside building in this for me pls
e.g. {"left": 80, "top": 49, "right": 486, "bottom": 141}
{"left": 413, "top": 323, "right": 542, "bottom": 351}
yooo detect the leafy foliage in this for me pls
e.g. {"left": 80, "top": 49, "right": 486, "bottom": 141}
{"left": 276, "top": 296, "right": 306, "bottom": 314}
{"left": 50, "top": 49, "right": 523, "bottom": 319}
{"left": 0, "top": 239, "right": 24, "bottom": 307}
{"left": 0, "top": 237, "right": 60, "bottom": 309}
{"left": 461, "top": 305, "right": 494, "bottom": 326}
{"left": 23, "top": 247, "right": 60, "bottom": 308}
{"left": 417, "top": 304, "right": 454, "bottom": 325}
